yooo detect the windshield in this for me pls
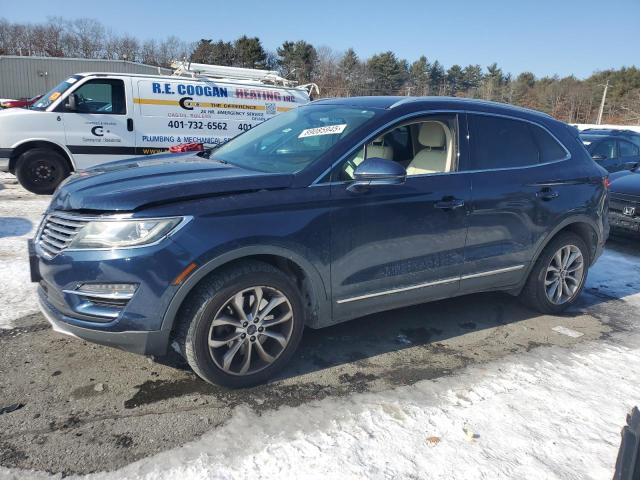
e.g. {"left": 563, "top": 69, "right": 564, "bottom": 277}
{"left": 212, "top": 104, "right": 378, "bottom": 173}
{"left": 31, "top": 75, "right": 83, "bottom": 111}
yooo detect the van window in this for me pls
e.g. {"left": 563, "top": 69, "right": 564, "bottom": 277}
{"left": 467, "top": 114, "right": 538, "bottom": 169}
{"left": 67, "top": 79, "right": 126, "bottom": 115}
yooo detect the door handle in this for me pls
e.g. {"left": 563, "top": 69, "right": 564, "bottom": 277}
{"left": 127, "top": 118, "right": 134, "bottom": 131}
{"left": 435, "top": 197, "right": 465, "bottom": 210}
{"left": 537, "top": 187, "right": 559, "bottom": 201}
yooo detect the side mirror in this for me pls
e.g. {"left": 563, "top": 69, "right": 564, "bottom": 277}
{"left": 592, "top": 153, "right": 607, "bottom": 161}
{"left": 347, "top": 157, "right": 406, "bottom": 193}
{"left": 65, "top": 94, "right": 78, "bottom": 112}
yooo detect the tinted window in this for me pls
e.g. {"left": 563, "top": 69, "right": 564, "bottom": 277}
{"left": 468, "top": 115, "right": 538, "bottom": 169}
{"left": 529, "top": 124, "right": 566, "bottom": 162}
{"left": 591, "top": 139, "right": 617, "bottom": 159}
{"left": 619, "top": 140, "right": 640, "bottom": 157}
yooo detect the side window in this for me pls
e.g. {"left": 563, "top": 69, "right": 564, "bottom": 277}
{"left": 528, "top": 124, "right": 567, "bottom": 162}
{"left": 592, "top": 139, "right": 617, "bottom": 159}
{"left": 619, "top": 140, "right": 640, "bottom": 157}
{"left": 467, "top": 114, "right": 538, "bottom": 169}
{"left": 331, "top": 114, "right": 458, "bottom": 182}
{"left": 68, "top": 79, "right": 126, "bottom": 115}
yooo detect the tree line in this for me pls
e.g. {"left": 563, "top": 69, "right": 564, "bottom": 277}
{"left": 1, "top": 17, "right": 638, "bottom": 125}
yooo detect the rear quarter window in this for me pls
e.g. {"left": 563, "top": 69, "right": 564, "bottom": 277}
{"left": 467, "top": 114, "right": 567, "bottom": 170}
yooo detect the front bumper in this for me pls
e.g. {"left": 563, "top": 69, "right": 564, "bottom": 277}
{"left": 38, "top": 288, "right": 170, "bottom": 356}
{"left": 609, "top": 211, "right": 640, "bottom": 233}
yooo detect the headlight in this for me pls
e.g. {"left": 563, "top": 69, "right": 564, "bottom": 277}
{"left": 67, "top": 217, "right": 187, "bottom": 250}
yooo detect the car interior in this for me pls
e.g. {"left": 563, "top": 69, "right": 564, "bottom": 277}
{"left": 339, "top": 116, "right": 457, "bottom": 181}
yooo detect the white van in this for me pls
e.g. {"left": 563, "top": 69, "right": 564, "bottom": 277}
{"left": 0, "top": 63, "right": 314, "bottom": 193}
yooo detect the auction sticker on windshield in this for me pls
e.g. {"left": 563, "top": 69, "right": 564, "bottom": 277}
{"left": 298, "top": 124, "right": 347, "bottom": 138}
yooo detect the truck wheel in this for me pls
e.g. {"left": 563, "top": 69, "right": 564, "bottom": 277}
{"left": 519, "top": 232, "right": 590, "bottom": 314}
{"left": 174, "top": 260, "right": 305, "bottom": 388}
{"left": 15, "top": 148, "right": 70, "bottom": 195}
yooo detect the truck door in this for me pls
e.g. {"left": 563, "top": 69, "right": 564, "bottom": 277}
{"left": 57, "top": 77, "right": 136, "bottom": 169}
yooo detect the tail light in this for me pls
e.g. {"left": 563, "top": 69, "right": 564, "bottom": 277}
{"left": 169, "top": 142, "right": 204, "bottom": 153}
{"left": 603, "top": 177, "right": 610, "bottom": 190}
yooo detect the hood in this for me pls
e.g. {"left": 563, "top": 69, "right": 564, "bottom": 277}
{"left": 50, "top": 152, "right": 293, "bottom": 211}
{"left": 610, "top": 169, "right": 640, "bottom": 197}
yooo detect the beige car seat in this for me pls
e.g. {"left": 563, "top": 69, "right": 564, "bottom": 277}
{"left": 406, "top": 121, "right": 453, "bottom": 175}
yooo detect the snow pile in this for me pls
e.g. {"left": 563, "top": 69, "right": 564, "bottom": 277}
{"left": 588, "top": 249, "right": 640, "bottom": 307}
{"left": 5, "top": 333, "right": 627, "bottom": 480}
{"left": 0, "top": 173, "right": 50, "bottom": 329}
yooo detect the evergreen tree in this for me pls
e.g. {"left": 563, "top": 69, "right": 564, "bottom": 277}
{"left": 277, "top": 40, "right": 318, "bottom": 83}
{"left": 234, "top": 35, "right": 266, "bottom": 68}
{"left": 409, "top": 55, "right": 430, "bottom": 96}
{"left": 367, "top": 51, "right": 407, "bottom": 95}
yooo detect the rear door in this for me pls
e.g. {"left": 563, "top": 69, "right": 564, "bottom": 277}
{"left": 460, "top": 113, "right": 572, "bottom": 294}
{"left": 57, "top": 77, "right": 136, "bottom": 168}
{"left": 618, "top": 139, "right": 640, "bottom": 170}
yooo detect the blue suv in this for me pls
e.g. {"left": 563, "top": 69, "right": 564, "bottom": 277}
{"left": 31, "top": 97, "right": 609, "bottom": 387}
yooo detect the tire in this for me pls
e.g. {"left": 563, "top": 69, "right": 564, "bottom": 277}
{"left": 15, "top": 148, "right": 71, "bottom": 195}
{"left": 174, "top": 260, "right": 305, "bottom": 388}
{"left": 519, "top": 232, "right": 590, "bottom": 314}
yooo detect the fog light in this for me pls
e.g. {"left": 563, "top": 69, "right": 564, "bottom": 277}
{"left": 75, "top": 283, "right": 138, "bottom": 299}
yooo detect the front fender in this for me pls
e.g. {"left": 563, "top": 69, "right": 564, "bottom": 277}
{"left": 160, "top": 244, "right": 331, "bottom": 336}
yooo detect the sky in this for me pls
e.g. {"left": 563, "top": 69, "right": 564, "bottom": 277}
{"left": 1, "top": 0, "right": 638, "bottom": 79}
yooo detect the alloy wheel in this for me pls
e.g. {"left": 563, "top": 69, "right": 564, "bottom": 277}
{"left": 207, "top": 286, "right": 294, "bottom": 376}
{"left": 544, "top": 245, "right": 585, "bottom": 305}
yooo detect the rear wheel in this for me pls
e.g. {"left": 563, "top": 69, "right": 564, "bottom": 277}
{"left": 174, "top": 260, "right": 305, "bottom": 388}
{"left": 15, "top": 148, "right": 70, "bottom": 195}
{"left": 519, "top": 232, "right": 590, "bottom": 314}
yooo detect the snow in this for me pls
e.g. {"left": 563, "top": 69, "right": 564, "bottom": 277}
{"left": 587, "top": 248, "right": 640, "bottom": 307}
{"left": 0, "top": 173, "right": 50, "bottom": 329}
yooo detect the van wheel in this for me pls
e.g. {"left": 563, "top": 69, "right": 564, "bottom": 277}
{"left": 519, "top": 232, "right": 590, "bottom": 314}
{"left": 174, "top": 260, "right": 305, "bottom": 388}
{"left": 15, "top": 148, "right": 70, "bottom": 195}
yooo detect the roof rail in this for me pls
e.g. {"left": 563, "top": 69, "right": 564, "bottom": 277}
{"left": 171, "top": 61, "right": 298, "bottom": 88}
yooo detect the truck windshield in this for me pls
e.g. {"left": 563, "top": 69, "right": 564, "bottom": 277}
{"left": 212, "top": 104, "right": 378, "bottom": 173}
{"left": 31, "top": 75, "right": 84, "bottom": 111}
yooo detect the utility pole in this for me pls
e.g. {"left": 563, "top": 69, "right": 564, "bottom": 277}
{"left": 597, "top": 80, "right": 609, "bottom": 125}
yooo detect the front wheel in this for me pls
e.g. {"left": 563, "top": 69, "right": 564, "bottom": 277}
{"left": 174, "top": 260, "right": 305, "bottom": 388}
{"left": 15, "top": 148, "right": 70, "bottom": 195}
{"left": 519, "top": 232, "right": 590, "bottom": 314}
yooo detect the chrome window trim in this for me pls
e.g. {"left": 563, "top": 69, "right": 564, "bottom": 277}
{"left": 336, "top": 264, "right": 525, "bottom": 304}
{"left": 311, "top": 108, "right": 571, "bottom": 186}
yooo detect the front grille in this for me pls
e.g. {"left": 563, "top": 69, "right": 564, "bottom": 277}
{"left": 609, "top": 193, "right": 640, "bottom": 214}
{"left": 37, "top": 213, "right": 88, "bottom": 257}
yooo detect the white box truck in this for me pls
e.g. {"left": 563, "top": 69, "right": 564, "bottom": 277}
{"left": 0, "top": 63, "right": 314, "bottom": 193}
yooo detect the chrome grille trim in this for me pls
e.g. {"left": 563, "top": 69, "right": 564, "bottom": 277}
{"left": 36, "top": 213, "right": 89, "bottom": 258}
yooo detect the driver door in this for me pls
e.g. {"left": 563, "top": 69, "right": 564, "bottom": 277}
{"left": 328, "top": 113, "right": 472, "bottom": 323}
{"left": 57, "top": 77, "right": 136, "bottom": 169}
